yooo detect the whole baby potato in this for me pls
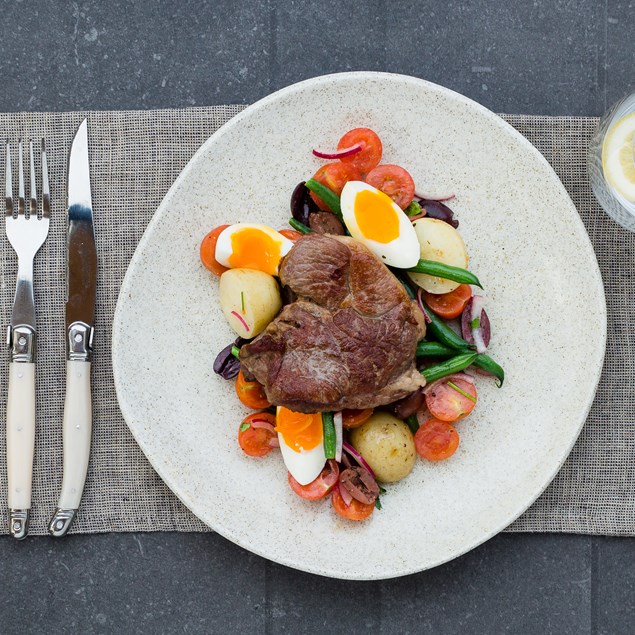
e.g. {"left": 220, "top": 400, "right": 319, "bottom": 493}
{"left": 350, "top": 412, "right": 416, "bottom": 483}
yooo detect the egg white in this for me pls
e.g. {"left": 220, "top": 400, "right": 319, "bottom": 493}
{"left": 340, "top": 181, "right": 420, "bottom": 268}
{"left": 278, "top": 436, "right": 327, "bottom": 486}
{"left": 276, "top": 407, "right": 327, "bottom": 485}
{"left": 215, "top": 223, "right": 293, "bottom": 272}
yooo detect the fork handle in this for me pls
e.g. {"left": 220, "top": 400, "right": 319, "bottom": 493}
{"left": 49, "top": 360, "right": 92, "bottom": 537}
{"left": 6, "top": 361, "right": 35, "bottom": 539}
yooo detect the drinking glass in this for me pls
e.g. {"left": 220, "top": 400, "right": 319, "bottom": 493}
{"left": 588, "top": 91, "right": 635, "bottom": 231}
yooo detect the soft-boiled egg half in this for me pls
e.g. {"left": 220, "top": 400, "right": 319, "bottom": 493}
{"left": 340, "top": 181, "right": 420, "bottom": 268}
{"left": 215, "top": 223, "right": 293, "bottom": 276}
{"left": 276, "top": 406, "right": 326, "bottom": 485}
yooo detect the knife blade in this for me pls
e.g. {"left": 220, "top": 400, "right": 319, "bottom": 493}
{"left": 48, "top": 119, "right": 97, "bottom": 537}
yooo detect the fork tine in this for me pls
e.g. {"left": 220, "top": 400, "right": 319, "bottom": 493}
{"left": 29, "top": 140, "right": 37, "bottom": 218}
{"left": 17, "top": 140, "right": 25, "bottom": 217}
{"left": 5, "top": 141, "right": 12, "bottom": 217}
{"left": 41, "top": 139, "right": 50, "bottom": 219}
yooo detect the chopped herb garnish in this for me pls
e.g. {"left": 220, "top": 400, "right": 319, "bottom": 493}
{"left": 241, "top": 291, "right": 245, "bottom": 313}
{"left": 470, "top": 317, "right": 480, "bottom": 330}
{"left": 239, "top": 422, "right": 250, "bottom": 432}
{"left": 404, "top": 201, "right": 423, "bottom": 216}
{"left": 447, "top": 380, "right": 477, "bottom": 402}
{"left": 379, "top": 486, "right": 387, "bottom": 496}
{"left": 375, "top": 497, "right": 382, "bottom": 510}
{"left": 231, "top": 345, "right": 241, "bottom": 359}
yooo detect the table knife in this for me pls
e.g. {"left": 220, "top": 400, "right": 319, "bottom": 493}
{"left": 48, "top": 119, "right": 97, "bottom": 537}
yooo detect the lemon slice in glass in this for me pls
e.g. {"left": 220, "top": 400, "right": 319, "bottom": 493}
{"left": 602, "top": 112, "right": 635, "bottom": 201}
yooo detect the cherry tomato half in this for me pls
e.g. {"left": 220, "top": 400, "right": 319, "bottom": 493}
{"left": 288, "top": 460, "right": 340, "bottom": 500}
{"left": 200, "top": 224, "right": 230, "bottom": 276}
{"left": 235, "top": 370, "right": 271, "bottom": 410}
{"left": 424, "top": 378, "right": 477, "bottom": 422}
{"left": 414, "top": 418, "right": 460, "bottom": 461}
{"left": 238, "top": 412, "right": 277, "bottom": 457}
{"left": 310, "top": 162, "right": 361, "bottom": 210}
{"left": 342, "top": 408, "right": 374, "bottom": 430}
{"left": 332, "top": 485, "right": 375, "bottom": 521}
{"left": 337, "top": 127, "right": 383, "bottom": 173}
{"left": 423, "top": 285, "right": 473, "bottom": 320}
{"left": 364, "top": 164, "right": 415, "bottom": 209}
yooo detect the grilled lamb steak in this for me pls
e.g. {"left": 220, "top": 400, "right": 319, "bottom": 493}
{"left": 240, "top": 233, "right": 426, "bottom": 412}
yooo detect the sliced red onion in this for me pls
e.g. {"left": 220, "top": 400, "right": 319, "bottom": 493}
{"left": 470, "top": 296, "right": 487, "bottom": 353}
{"left": 230, "top": 310, "right": 250, "bottom": 332}
{"left": 334, "top": 411, "right": 343, "bottom": 463}
{"left": 461, "top": 297, "right": 491, "bottom": 353}
{"left": 416, "top": 287, "right": 432, "bottom": 323}
{"left": 339, "top": 481, "right": 354, "bottom": 506}
{"left": 423, "top": 372, "right": 475, "bottom": 396}
{"left": 342, "top": 441, "right": 376, "bottom": 480}
{"left": 268, "top": 437, "right": 280, "bottom": 448}
{"left": 414, "top": 191, "right": 456, "bottom": 202}
{"left": 341, "top": 452, "right": 352, "bottom": 469}
{"left": 312, "top": 143, "right": 362, "bottom": 160}
{"left": 249, "top": 419, "right": 276, "bottom": 433}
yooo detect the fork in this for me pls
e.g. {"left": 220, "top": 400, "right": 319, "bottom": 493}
{"left": 5, "top": 139, "right": 50, "bottom": 539}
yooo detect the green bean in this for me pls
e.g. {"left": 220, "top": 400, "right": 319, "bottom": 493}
{"left": 231, "top": 345, "right": 241, "bottom": 359}
{"left": 408, "top": 259, "right": 482, "bottom": 288}
{"left": 288, "top": 218, "right": 313, "bottom": 234}
{"left": 405, "top": 414, "right": 420, "bottom": 434}
{"left": 421, "top": 300, "right": 476, "bottom": 351}
{"left": 305, "top": 178, "right": 343, "bottom": 219}
{"left": 473, "top": 354, "right": 505, "bottom": 387}
{"left": 322, "top": 412, "right": 336, "bottom": 459}
{"left": 415, "top": 340, "right": 456, "bottom": 358}
{"left": 416, "top": 341, "right": 504, "bottom": 387}
{"left": 421, "top": 352, "right": 478, "bottom": 383}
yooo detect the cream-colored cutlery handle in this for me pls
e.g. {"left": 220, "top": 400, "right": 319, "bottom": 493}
{"left": 6, "top": 362, "right": 35, "bottom": 539}
{"left": 60, "top": 359, "right": 92, "bottom": 508}
{"left": 49, "top": 360, "right": 92, "bottom": 537}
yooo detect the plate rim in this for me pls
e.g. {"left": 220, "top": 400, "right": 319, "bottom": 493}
{"left": 113, "top": 71, "right": 607, "bottom": 579}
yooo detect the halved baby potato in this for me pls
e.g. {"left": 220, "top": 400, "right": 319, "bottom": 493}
{"left": 219, "top": 268, "right": 282, "bottom": 338}
{"left": 407, "top": 218, "right": 468, "bottom": 294}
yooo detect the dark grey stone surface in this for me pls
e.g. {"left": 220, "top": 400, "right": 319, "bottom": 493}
{"left": 594, "top": 538, "right": 635, "bottom": 635}
{"left": 1, "top": 532, "right": 592, "bottom": 635}
{"left": 0, "top": 1, "right": 633, "bottom": 633}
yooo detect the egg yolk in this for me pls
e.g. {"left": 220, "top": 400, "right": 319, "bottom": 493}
{"left": 354, "top": 189, "right": 400, "bottom": 244}
{"left": 228, "top": 228, "right": 283, "bottom": 275}
{"left": 275, "top": 407, "right": 323, "bottom": 453}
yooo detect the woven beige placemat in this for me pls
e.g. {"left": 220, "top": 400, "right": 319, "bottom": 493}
{"left": 0, "top": 107, "right": 630, "bottom": 536}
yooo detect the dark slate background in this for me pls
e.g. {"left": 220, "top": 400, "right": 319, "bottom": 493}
{"left": 1, "top": 1, "right": 634, "bottom": 633}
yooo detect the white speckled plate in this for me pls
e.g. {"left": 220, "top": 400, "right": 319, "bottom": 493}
{"left": 112, "top": 72, "right": 606, "bottom": 579}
